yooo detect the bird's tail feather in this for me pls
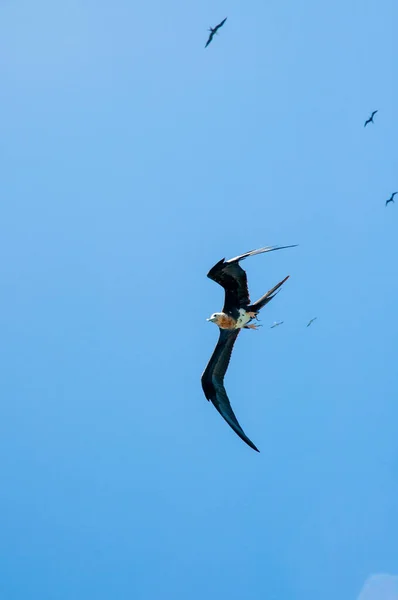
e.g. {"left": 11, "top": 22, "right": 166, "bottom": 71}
{"left": 249, "top": 276, "right": 290, "bottom": 312}
{"left": 227, "top": 245, "right": 297, "bottom": 265}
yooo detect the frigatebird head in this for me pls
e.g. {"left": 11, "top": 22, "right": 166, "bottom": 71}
{"left": 207, "top": 312, "right": 222, "bottom": 323}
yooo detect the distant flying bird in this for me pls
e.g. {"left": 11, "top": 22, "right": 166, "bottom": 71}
{"left": 270, "top": 321, "right": 284, "bottom": 328}
{"left": 205, "top": 17, "right": 227, "bottom": 48}
{"left": 306, "top": 317, "right": 317, "bottom": 327}
{"left": 364, "top": 110, "right": 378, "bottom": 127}
{"left": 201, "top": 245, "right": 297, "bottom": 451}
{"left": 386, "top": 192, "right": 397, "bottom": 206}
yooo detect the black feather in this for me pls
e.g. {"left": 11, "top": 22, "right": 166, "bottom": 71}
{"left": 201, "top": 329, "right": 259, "bottom": 452}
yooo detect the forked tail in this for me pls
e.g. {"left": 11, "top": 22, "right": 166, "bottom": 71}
{"left": 248, "top": 275, "right": 290, "bottom": 313}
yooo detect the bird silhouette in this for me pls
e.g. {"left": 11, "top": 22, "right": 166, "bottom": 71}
{"left": 386, "top": 192, "right": 397, "bottom": 207}
{"left": 364, "top": 110, "right": 378, "bottom": 127}
{"left": 202, "top": 245, "right": 296, "bottom": 451}
{"left": 205, "top": 17, "right": 227, "bottom": 48}
{"left": 306, "top": 317, "right": 317, "bottom": 327}
{"left": 270, "top": 321, "right": 284, "bottom": 328}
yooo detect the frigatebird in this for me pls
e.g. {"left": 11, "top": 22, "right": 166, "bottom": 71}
{"left": 364, "top": 110, "right": 378, "bottom": 127}
{"left": 205, "top": 17, "right": 227, "bottom": 48}
{"left": 386, "top": 192, "right": 397, "bottom": 206}
{"left": 201, "top": 245, "right": 296, "bottom": 452}
{"left": 270, "top": 321, "right": 284, "bottom": 328}
{"left": 306, "top": 317, "right": 317, "bottom": 327}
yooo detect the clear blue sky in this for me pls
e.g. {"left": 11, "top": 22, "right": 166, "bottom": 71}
{"left": 1, "top": 1, "right": 397, "bottom": 598}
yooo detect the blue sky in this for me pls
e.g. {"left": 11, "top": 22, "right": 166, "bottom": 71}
{"left": 0, "top": 0, "right": 397, "bottom": 598}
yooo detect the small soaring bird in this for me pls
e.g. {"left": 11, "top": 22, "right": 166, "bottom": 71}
{"left": 205, "top": 17, "right": 227, "bottom": 48}
{"left": 270, "top": 321, "right": 284, "bottom": 328}
{"left": 364, "top": 110, "right": 378, "bottom": 127}
{"left": 201, "top": 245, "right": 296, "bottom": 451}
{"left": 306, "top": 317, "right": 317, "bottom": 327}
{"left": 386, "top": 192, "right": 397, "bottom": 207}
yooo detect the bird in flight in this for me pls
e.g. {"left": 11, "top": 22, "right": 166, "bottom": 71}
{"left": 306, "top": 317, "right": 317, "bottom": 327}
{"left": 205, "top": 17, "right": 227, "bottom": 48}
{"left": 386, "top": 192, "right": 397, "bottom": 206}
{"left": 364, "top": 110, "right": 378, "bottom": 127}
{"left": 201, "top": 245, "right": 297, "bottom": 452}
{"left": 270, "top": 321, "right": 284, "bottom": 328}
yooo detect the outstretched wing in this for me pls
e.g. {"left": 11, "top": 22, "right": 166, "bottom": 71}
{"left": 205, "top": 30, "right": 214, "bottom": 47}
{"left": 201, "top": 329, "right": 259, "bottom": 451}
{"left": 214, "top": 17, "right": 227, "bottom": 32}
{"left": 207, "top": 245, "right": 297, "bottom": 314}
{"left": 365, "top": 110, "right": 378, "bottom": 126}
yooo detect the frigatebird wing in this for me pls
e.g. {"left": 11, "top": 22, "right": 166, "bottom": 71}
{"left": 205, "top": 30, "right": 215, "bottom": 47}
{"left": 207, "top": 245, "right": 297, "bottom": 314}
{"left": 214, "top": 17, "right": 227, "bottom": 31}
{"left": 201, "top": 328, "right": 259, "bottom": 451}
{"left": 365, "top": 110, "right": 378, "bottom": 126}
